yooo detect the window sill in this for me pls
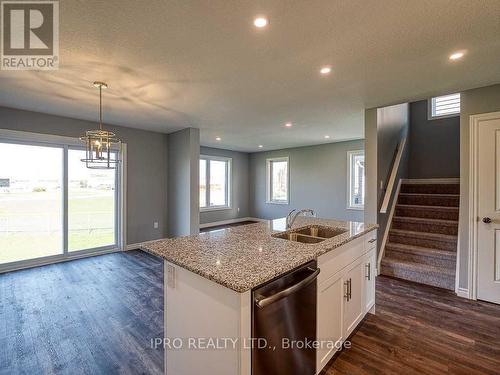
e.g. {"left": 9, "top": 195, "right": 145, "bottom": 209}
{"left": 266, "top": 200, "right": 289, "bottom": 205}
{"left": 200, "top": 206, "right": 232, "bottom": 212}
{"left": 428, "top": 113, "right": 460, "bottom": 120}
{"left": 347, "top": 206, "right": 364, "bottom": 211}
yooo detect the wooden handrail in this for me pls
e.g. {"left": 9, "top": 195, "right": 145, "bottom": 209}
{"left": 380, "top": 137, "right": 406, "bottom": 214}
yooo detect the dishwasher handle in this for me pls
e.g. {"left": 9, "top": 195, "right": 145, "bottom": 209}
{"left": 255, "top": 267, "right": 320, "bottom": 309}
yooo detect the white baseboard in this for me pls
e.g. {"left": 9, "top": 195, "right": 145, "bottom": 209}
{"left": 199, "top": 217, "right": 265, "bottom": 229}
{"left": 456, "top": 287, "right": 470, "bottom": 299}
{"left": 402, "top": 178, "right": 460, "bottom": 184}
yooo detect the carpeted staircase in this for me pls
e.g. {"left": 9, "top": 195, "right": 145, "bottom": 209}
{"left": 381, "top": 182, "right": 459, "bottom": 290}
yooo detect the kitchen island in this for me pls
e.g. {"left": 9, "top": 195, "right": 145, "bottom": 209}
{"left": 141, "top": 217, "right": 377, "bottom": 375}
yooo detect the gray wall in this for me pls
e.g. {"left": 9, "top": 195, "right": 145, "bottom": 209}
{"left": 0, "top": 106, "right": 168, "bottom": 245}
{"left": 408, "top": 100, "right": 460, "bottom": 178}
{"left": 167, "top": 128, "right": 200, "bottom": 237}
{"left": 364, "top": 108, "right": 378, "bottom": 224}
{"left": 249, "top": 140, "right": 365, "bottom": 222}
{"left": 458, "top": 83, "right": 500, "bottom": 290}
{"left": 376, "top": 103, "right": 410, "bottom": 249}
{"left": 200, "top": 147, "right": 250, "bottom": 225}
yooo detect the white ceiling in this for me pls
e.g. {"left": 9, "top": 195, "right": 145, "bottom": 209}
{"left": 1, "top": 0, "right": 499, "bottom": 152}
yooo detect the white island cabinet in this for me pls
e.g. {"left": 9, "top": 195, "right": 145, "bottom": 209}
{"left": 316, "top": 230, "right": 377, "bottom": 373}
{"left": 141, "top": 217, "right": 377, "bottom": 375}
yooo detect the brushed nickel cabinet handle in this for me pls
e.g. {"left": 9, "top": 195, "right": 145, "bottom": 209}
{"left": 348, "top": 278, "right": 352, "bottom": 300}
{"left": 344, "top": 280, "right": 349, "bottom": 301}
{"left": 368, "top": 238, "right": 377, "bottom": 243}
{"left": 483, "top": 217, "right": 492, "bottom": 224}
{"left": 365, "top": 263, "right": 371, "bottom": 280}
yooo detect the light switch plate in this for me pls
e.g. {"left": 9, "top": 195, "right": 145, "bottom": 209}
{"left": 167, "top": 264, "right": 176, "bottom": 288}
{"left": 153, "top": 221, "right": 159, "bottom": 229}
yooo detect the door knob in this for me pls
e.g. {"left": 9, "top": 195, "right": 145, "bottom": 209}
{"left": 482, "top": 217, "right": 492, "bottom": 224}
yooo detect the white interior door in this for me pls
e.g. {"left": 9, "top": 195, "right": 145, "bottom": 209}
{"left": 477, "top": 115, "right": 500, "bottom": 304}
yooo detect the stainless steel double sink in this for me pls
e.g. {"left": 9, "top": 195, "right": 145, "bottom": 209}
{"left": 272, "top": 225, "right": 347, "bottom": 244}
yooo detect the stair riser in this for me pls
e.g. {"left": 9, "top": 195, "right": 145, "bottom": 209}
{"left": 400, "top": 184, "right": 460, "bottom": 195}
{"left": 398, "top": 195, "right": 459, "bottom": 207}
{"left": 389, "top": 233, "right": 457, "bottom": 251}
{"left": 396, "top": 207, "right": 459, "bottom": 221}
{"left": 385, "top": 249, "right": 456, "bottom": 269}
{"left": 381, "top": 264, "right": 455, "bottom": 290}
{"left": 392, "top": 220, "right": 458, "bottom": 235}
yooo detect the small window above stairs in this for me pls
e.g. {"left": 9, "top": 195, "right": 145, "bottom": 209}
{"left": 381, "top": 182, "right": 459, "bottom": 290}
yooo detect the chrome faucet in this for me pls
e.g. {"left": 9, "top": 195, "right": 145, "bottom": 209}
{"left": 286, "top": 209, "right": 315, "bottom": 230}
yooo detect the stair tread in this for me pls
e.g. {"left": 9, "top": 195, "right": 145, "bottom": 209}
{"left": 381, "top": 257, "right": 455, "bottom": 276}
{"left": 386, "top": 242, "right": 457, "bottom": 257}
{"left": 393, "top": 216, "right": 459, "bottom": 226}
{"left": 389, "top": 229, "right": 457, "bottom": 242}
{"left": 396, "top": 204, "right": 459, "bottom": 211}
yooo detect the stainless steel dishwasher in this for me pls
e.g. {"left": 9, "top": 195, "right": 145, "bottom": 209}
{"left": 252, "top": 260, "right": 319, "bottom": 375}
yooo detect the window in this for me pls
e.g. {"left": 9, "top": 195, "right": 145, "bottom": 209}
{"left": 348, "top": 150, "right": 365, "bottom": 209}
{"left": 266, "top": 157, "right": 289, "bottom": 204}
{"left": 429, "top": 93, "right": 460, "bottom": 119}
{"left": 0, "top": 130, "right": 122, "bottom": 269}
{"left": 199, "top": 156, "right": 231, "bottom": 210}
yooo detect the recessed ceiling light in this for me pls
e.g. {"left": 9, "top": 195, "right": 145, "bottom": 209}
{"left": 449, "top": 51, "right": 465, "bottom": 61}
{"left": 320, "top": 66, "right": 332, "bottom": 75}
{"left": 258, "top": 145, "right": 263, "bottom": 148}
{"left": 285, "top": 122, "right": 292, "bottom": 128}
{"left": 253, "top": 17, "right": 268, "bottom": 28}
{"left": 215, "top": 136, "right": 221, "bottom": 141}
{"left": 324, "top": 135, "right": 330, "bottom": 139}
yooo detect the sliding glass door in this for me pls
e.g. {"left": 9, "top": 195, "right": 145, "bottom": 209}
{"left": 0, "top": 138, "right": 121, "bottom": 269}
{"left": 68, "top": 149, "right": 117, "bottom": 252}
{"left": 0, "top": 142, "right": 64, "bottom": 264}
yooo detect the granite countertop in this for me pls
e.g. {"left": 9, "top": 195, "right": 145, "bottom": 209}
{"left": 141, "top": 217, "right": 377, "bottom": 293}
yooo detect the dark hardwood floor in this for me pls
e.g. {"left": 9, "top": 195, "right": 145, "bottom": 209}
{"left": 2, "top": 251, "right": 500, "bottom": 375}
{"left": 0, "top": 251, "right": 164, "bottom": 375}
{"left": 322, "top": 276, "right": 500, "bottom": 375}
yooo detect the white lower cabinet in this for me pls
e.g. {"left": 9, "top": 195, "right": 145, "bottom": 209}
{"left": 316, "top": 272, "right": 344, "bottom": 371}
{"left": 316, "top": 231, "right": 377, "bottom": 374}
{"left": 342, "top": 258, "right": 365, "bottom": 338}
{"left": 364, "top": 248, "right": 376, "bottom": 312}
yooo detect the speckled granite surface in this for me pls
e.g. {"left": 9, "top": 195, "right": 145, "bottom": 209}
{"left": 141, "top": 217, "right": 377, "bottom": 293}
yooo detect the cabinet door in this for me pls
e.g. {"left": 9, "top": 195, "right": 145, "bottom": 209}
{"left": 316, "top": 272, "right": 344, "bottom": 373}
{"left": 364, "top": 249, "right": 376, "bottom": 313}
{"left": 343, "top": 258, "right": 364, "bottom": 338}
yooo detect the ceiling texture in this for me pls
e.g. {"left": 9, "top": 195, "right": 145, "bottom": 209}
{"left": 0, "top": 0, "right": 499, "bottom": 152}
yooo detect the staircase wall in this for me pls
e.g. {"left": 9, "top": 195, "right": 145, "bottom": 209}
{"left": 408, "top": 100, "right": 460, "bottom": 179}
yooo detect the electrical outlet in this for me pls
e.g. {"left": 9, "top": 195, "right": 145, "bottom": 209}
{"left": 153, "top": 221, "right": 159, "bottom": 229}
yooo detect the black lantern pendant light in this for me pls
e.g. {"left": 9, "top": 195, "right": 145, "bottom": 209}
{"left": 80, "top": 81, "right": 121, "bottom": 169}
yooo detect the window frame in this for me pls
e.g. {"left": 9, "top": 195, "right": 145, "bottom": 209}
{"left": 0, "top": 129, "right": 126, "bottom": 274}
{"left": 347, "top": 150, "right": 365, "bottom": 210}
{"left": 266, "top": 156, "right": 290, "bottom": 205}
{"left": 199, "top": 155, "right": 232, "bottom": 211}
{"left": 428, "top": 93, "right": 461, "bottom": 120}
